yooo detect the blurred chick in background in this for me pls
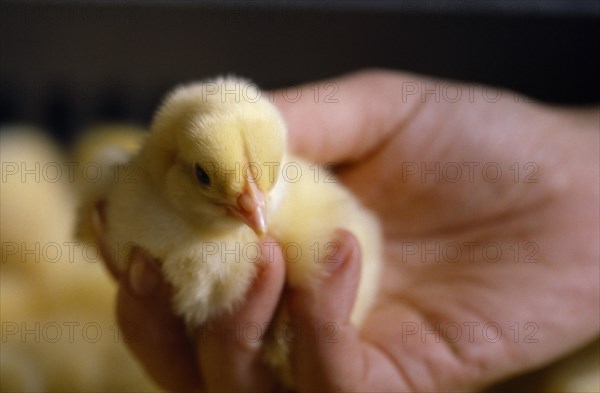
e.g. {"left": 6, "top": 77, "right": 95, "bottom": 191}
{"left": 74, "top": 125, "right": 147, "bottom": 242}
{"left": 0, "top": 126, "right": 158, "bottom": 392}
{"left": 76, "top": 77, "right": 382, "bottom": 386}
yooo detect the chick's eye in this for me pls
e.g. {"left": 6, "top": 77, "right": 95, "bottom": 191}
{"left": 194, "top": 164, "right": 211, "bottom": 186}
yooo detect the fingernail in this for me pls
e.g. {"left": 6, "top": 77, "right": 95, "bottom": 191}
{"left": 128, "top": 251, "right": 161, "bottom": 297}
{"left": 326, "top": 230, "right": 354, "bottom": 273}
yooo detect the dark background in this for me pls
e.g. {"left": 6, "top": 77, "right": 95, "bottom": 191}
{"left": 1, "top": 0, "right": 599, "bottom": 145}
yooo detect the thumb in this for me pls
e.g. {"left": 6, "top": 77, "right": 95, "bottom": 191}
{"left": 271, "top": 69, "right": 424, "bottom": 164}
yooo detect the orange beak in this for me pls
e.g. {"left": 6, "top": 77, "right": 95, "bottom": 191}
{"left": 227, "top": 168, "right": 267, "bottom": 237}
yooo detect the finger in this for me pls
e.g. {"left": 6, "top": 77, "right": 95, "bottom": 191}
{"left": 198, "top": 237, "right": 286, "bottom": 392}
{"left": 90, "top": 202, "right": 120, "bottom": 280}
{"left": 271, "top": 69, "right": 425, "bottom": 164}
{"left": 287, "top": 230, "right": 373, "bottom": 391}
{"left": 116, "top": 249, "right": 203, "bottom": 391}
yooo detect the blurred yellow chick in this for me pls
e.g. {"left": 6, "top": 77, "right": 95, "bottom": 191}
{"left": 1, "top": 126, "right": 159, "bottom": 392}
{"left": 74, "top": 124, "right": 147, "bottom": 242}
{"left": 77, "top": 77, "right": 382, "bottom": 387}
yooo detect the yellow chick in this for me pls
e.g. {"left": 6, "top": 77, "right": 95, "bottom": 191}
{"left": 79, "top": 77, "right": 382, "bottom": 387}
{"left": 1, "top": 126, "right": 159, "bottom": 392}
{"left": 73, "top": 124, "right": 147, "bottom": 242}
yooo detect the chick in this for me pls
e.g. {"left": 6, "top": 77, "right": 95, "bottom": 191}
{"left": 73, "top": 124, "right": 147, "bottom": 242}
{"left": 79, "top": 77, "right": 382, "bottom": 386}
{"left": 1, "top": 126, "right": 159, "bottom": 392}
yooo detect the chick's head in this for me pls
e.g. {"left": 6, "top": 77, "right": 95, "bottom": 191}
{"left": 142, "top": 78, "right": 287, "bottom": 236}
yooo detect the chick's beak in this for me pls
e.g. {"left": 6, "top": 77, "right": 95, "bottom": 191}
{"left": 227, "top": 169, "right": 267, "bottom": 237}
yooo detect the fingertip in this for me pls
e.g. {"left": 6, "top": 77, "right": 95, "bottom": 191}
{"left": 116, "top": 251, "right": 173, "bottom": 345}
{"left": 233, "top": 237, "right": 286, "bottom": 318}
{"left": 327, "top": 229, "right": 361, "bottom": 273}
{"left": 250, "top": 236, "right": 286, "bottom": 294}
{"left": 285, "top": 230, "right": 366, "bottom": 391}
{"left": 288, "top": 229, "right": 362, "bottom": 323}
{"left": 203, "top": 237, "right": 285, "bottom": 340}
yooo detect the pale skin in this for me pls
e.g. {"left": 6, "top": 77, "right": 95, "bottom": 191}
{"left": 94, "top": 70, "right": 599, "bottom": 392}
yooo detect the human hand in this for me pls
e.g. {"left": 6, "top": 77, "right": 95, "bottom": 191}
{"left": 95, "top": 69, "right": 599, "bottom": 392}
{"left": 272, "top": 69, "right": 599, "bottom": 391}
{"left": 92, "top": 203, "right": 288, "bottom": 391}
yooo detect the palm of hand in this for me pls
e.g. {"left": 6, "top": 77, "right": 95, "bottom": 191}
{"left": 327, "top": 92, "right": 599, "bottom": 390}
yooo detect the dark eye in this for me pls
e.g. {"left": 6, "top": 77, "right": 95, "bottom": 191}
{"left": 194, "top": 163, "right": 211, "bottom": 186}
